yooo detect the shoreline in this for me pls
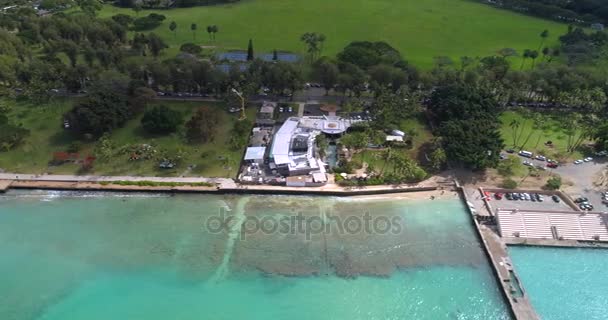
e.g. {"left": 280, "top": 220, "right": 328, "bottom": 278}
{"left": 0, "top": 173, "right": 446, "bottom": 197}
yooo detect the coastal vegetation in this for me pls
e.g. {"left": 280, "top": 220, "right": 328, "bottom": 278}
{"left": 1, "top": 0, "right": 607, "bottom": 182}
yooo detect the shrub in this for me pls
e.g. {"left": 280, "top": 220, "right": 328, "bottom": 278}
{"left": 132, "top": 14, "right": 166, "bottom": 31}
{"left": 180, "top": 43, "right": 202, "bottom": 55}
{"left": 67, "top": 141, "right": 82, "bottom": 153}
{"left": 545, "top": 176, "right": 562, "bottom": 190}
{"left": 141, "top": 105, "right": 183, "bottom": 134}
{"left": 501, "top": 178, "right": 518, "bottom": 189}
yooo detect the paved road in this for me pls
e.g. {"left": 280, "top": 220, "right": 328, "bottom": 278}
{"left": 553, "top": 158, "right": 608, "bottom": 210}
{"left": 506, "top": 152, "right": 608, "bottom": 210}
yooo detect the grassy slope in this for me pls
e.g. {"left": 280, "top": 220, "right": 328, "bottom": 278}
{"left": 100, "top": 0, "right": 567, "bottom": 68}
{"left": 1, "top": 99, "right": 255, "bottom": 177}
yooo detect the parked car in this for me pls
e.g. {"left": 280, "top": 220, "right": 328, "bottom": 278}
{"left": 494, "top": 193, "right": 503, "bottom": 200}
{"left": 523, "top": 193, "right": 530, "bottom": 200}
{"left": 519, "top": 150, "right": 533, "bottom": 158}
{"left": 537, "top": 194, "right": 544, "bottom": 202}
{"left": 535, "top": 155, "right": 547, "bottom": 161}
{"left": 584, "top": 157, "right": 593, "bottom": 162}
{"left": 523, "top": 161, "right": 533, "bottom": 166}
{"left": 506, "top": 149, "right": 515, "bottom": 154}
{"left": 547, "top": 162, "right": 558, "bottom": 169}
{"left": 574, "top": 197, "right": 589, "bottom": 203}
{"left": 552, "top": 195, "right": 561, "bottom": 203}
{"left": 574, "top": 160, "right": 584, "bottom": 164}
{"left": 506, "top": 193, "right": 513, "bottom": 200}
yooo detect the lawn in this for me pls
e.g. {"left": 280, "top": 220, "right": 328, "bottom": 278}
{"left": 98, "top": 0, "right": 567, "bottom": 68}
{"left": 351, "top": 112, "right": 434, "bottom": 172}
{"left": 499, "top": 110, "right": 585, "bottom": 160}
{"left": 1, "top": 98, "right": 256, "bottom": 177}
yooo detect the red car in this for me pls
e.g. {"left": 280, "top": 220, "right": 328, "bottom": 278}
{"left": 547, "top": 163, "right": 558, "bottom": 168}
{"left": 494, "top": 193, "right": 503, "bottom": 200}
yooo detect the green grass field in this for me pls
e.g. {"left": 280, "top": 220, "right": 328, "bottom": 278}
{"left": 499, "top": 111, "right": 585, "bottom": 160}
{"left": 99, "top": 0, "right": 567, "bottom": 68}
{"left": 1, "top": 99, "right": 255, "bottom": 177}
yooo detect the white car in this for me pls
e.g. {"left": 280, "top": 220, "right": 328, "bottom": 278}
{"left": 574, "top": 160, "right": 583, "bottom": 164}
{"left": 535, "top": 155, "right": 547, "bottom": 161}
{"left": 584, "top": 157, "right": 593, "bottom": 162}
{"left": 523, "top": 161, "right": 533, "bottom": 166}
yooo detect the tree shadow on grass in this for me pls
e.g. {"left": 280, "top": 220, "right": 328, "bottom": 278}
{"left": 48, "top": 130, "right": 79, "bottom": 147}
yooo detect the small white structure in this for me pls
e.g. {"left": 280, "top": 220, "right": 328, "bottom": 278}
{"left": 386, "top": 135, "right": 404, "bottom": 142}
{"left": 391, "top": 129, "right": 405, "bottom": 137}
{"left": 244, "top": 147, "right": 266, "bottom": 163}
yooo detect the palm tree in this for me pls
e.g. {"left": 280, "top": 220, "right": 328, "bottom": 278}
{"left": 538, "top": 29, "right": 549, "bottom": 51}
{"left": 169, "top": 21, "right": 177, "bottom": 38}
{"left": 534, "top": 115, "right": 547, "bottom": 148}
{"left": 529, "top": 50, "right": 539, "bottom": 69}
{"left": 520, "top": 49, "right": 531, "bottom": 70}
{"left": 211, "top": 25, "right": 219, "bottom": 40}
{"left": 206, "top": 25, "right": 212, "bottom": 40}
{"left": 542, "top": 47, "right": 550, "bottom": 61}
{"left": 191, "top": 23, "right": 197, "bottom": 41}
{"left": 509, "top": 119, "right": 521, "bottom": 146}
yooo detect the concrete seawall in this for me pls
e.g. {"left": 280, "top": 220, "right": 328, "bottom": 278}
{"left": 2, "top": 179, "right": 438, "bottom": 197}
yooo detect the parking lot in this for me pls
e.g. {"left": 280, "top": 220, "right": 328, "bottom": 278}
{"left": 487, "top": 191, "right": 574, "bottom": 212}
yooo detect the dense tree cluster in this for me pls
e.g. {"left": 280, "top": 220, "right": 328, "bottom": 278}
{"left": 0, "top": 104, "right": 29, "bottom": 152}
{"left": 141, "top": 105, "right": 183, "bottom": 134}
{"left": 186, "top": 106, "right": 221, "bottom": 143}
{"left": 64, "top": 73, "right": 132, "bottom": 136}
{"left": 481, "top": 0, "right": 608, "bottom": 24}
{"left": 116, "top": 0, "right": 240, "bottom": 9}
{"left": 429, "top": 84, "right": 504, "bottom": 170}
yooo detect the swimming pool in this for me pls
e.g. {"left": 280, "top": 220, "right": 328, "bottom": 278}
{"left": 509, "top": 246, "right": 608, "bottom": 320}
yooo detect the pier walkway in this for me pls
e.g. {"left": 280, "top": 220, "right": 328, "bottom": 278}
{"left": 461, "top": 186, "right": 540, "bottom": 320}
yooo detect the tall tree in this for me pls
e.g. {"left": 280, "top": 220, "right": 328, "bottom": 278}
{"left": 520, "top": 49, "right": 531, "bottom": 69}
{"left": 211, "top": 25, "right": 219, "bottom": 40}
{"left": 186, "top": 106, "right": 221, "bottom": 143}
{"left": 206, "top": 25, "right": 212, "bottom": 40}
{"left": 529, "top": 50, "right": 539, "bottom": 68}
{"left": 300, "top": 32, "right": 325, "bottom": 63}
{"left": 312, "top": 58, "right": 339, "bottom": 95}
{"left": 190, "top": 23, "right": 197, "bottom": 41}
{"left": 147, "top": 33, "right": 167, "bottom": 58}
{"left": 538, "top": 29, "right": 549, "bottom": 51}
{"left": 247, "top": 39, "right": 254, "bottom": 61}
{"left": 169, "top": 21, "right": 177, "bottom": 38}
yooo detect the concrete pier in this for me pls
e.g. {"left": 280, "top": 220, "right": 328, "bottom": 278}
{"left": 461, "top": 186, "right": 540, "bottom": 320}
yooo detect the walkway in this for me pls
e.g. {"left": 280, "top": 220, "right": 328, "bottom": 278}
{"left": 0, "top": 173, "right": 237, "bottom": 189}
{"left": 461, "top": 186, "right": 539, "bottom": 320}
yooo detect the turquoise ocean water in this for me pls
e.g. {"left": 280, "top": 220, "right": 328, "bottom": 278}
{"left": 509, "top": 246, "right": 608, "bottom": 320}
{"left": 0, "top": 191, "right": 510, "bottom": 320}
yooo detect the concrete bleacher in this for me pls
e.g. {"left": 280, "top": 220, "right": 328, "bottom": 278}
{"left": 497, "top": 209, "right": 608, "bottom": 241}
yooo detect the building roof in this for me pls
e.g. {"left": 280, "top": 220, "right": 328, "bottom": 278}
{"left": 260, "top": 105, "right": 275, "bottom": 114}
{"left": 244, "top": 147, "right": 266, "bottom": 160}
{"left": 271, "top": 118, "right": 299, "bottom": 165}
{"left": 312, "top": 172, "right": 327, "bottom": 182}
